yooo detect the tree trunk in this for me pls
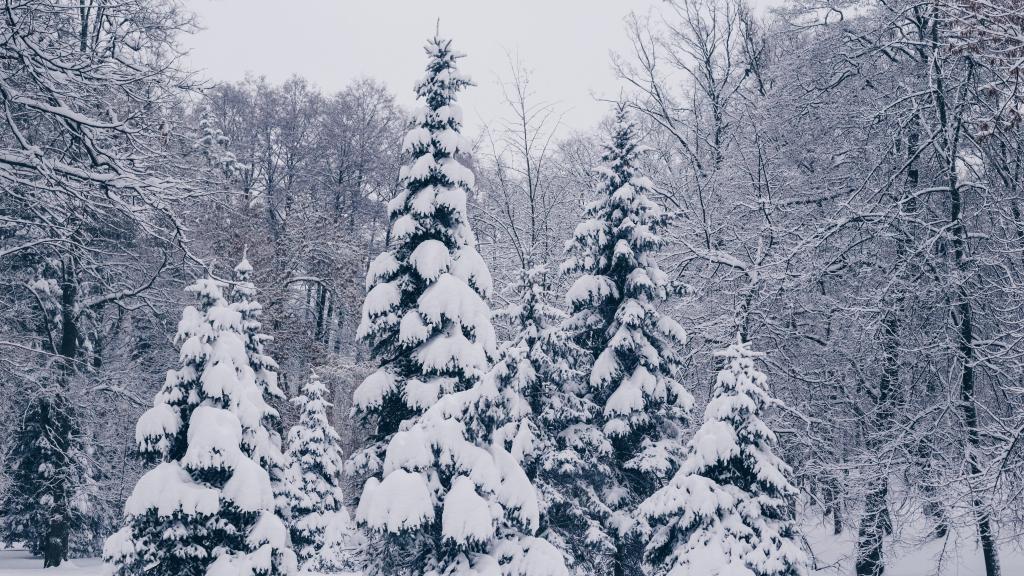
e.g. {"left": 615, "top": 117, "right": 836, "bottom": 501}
{"left": 39, "top": 258, "right": 82, "bottom": 568}
{"left": 314, "top": 284, "right": 327, "bottom": 341}
{"left": 856, "top": 303, "right": 898, "bottom": 576}
{"left": 955, "top": 293, "right": 1000, "bottom": 576}
{"left": 929, "top": 15, "right": 1000, "bottom": 571}
{"left": 856, "top": 479, "right": 890, "bottom": 576}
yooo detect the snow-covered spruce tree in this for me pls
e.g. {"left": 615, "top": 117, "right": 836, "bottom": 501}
{"left": 352, "top": 35, "right": 566, "bottom": 576}
{"left": 103, "top": 278, "right": 295, "bottom": 576}
{"left": 560, "top": 104, "right": 692, "bottom": 575}
{"left": 468, "top": 265, "right": 615, "bottom": 573}
{"left": 283, "top": 370, "right": 355, "bottom": 572}
{"left": 641, "top": 338, "right": 807, "bottom": 576}
{"left": 349, "top": 34, "right": 493, "bottom": 475}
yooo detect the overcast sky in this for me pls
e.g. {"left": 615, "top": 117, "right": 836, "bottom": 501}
{"left": 181, "top": 1, "right": 777, "bottom": 137}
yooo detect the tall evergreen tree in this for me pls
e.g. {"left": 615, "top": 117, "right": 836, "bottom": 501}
{"left": 103, "top": 278, "right": 296, "bottom": 576}
{"left": 349, "top": 34, "right": 495, "bottom": 476}
{"left": 351, "top": 35, "right": 566, "bottom": 576}
{"left": 641, "top": 338, "right": 807, "bottom": 576}
{"left": 282, "top": 370, "right": 354, "bottom": 572}
{"left": 560, "top": 104, "right": 693, "bottom": 575}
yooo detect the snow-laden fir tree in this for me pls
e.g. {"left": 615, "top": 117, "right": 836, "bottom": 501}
{"left": 352, "top": 35, "right": 566, "bottom": 576}
{"left": 467, "top": 265, "right": 614, "bottom": 573}
{"left": 641, "top": 338, "right": 807, "bottom": 576}
{"left": 350, "top": 33, "right": 495, "bottom": 475}
{"left": 282, "top": 370, "right": 355, "bottom": 572}
{"left": 103, "top": 278, "right": 295, "bottom": 576}
{"left": 560, "top": 104, "right": 692, "bottom": 575}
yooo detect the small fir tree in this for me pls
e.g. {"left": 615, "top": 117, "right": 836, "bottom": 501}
{"left": 283, "top": 370, "right": 355, "bottom": 572}
{"left": 103, "top": 278, "right": 296, "bottom": 576}
{"left": 349, "top": 33, "right": 495, "bottom": 478}
{"left": 641, "top": 337, "right": 808, "bottom": 576}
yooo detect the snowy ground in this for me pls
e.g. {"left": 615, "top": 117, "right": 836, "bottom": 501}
{"left": 0, "top": 549, "right": 359, "bottom": 576}
{"left": 802, "top": 519, "right": 1024, "bottom": 576}
{"left": 0, "top": 550, "right": 102, "bottom": 576}
{"left": 2, "top": 528, "right": 1022, "bottom": 576}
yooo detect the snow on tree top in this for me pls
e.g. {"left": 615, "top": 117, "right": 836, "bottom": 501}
{"left": 435, "top": 128, "right": 471, "bottom": 155}
{"left": 176, "top": 306, "right": 208, "bottom": 343}
{"left": 356, "top": 470, "right": 435, "bottom": 533}
{"left": 603, "top": 376, "right": 645, "bottom": 419}
{"left": 399, "top": 311, "right": 432, "bottom": 346}
{"left": 358, "top": 282, "right": 400, "bottom": 335}
{"left": 181, "top": 406, "right": 245, "bottom": 471}
{"left": 404, "top": 377, "right": 447, "bottom": 410}
{"left": 247, "top": 510, "right": 291, "bottom": 554}
{"left": 410, "top": 239, "right": 452, "bottom": 281}
{"left": 406, "top": 151, "right": 437, "bottom": 181}
{"left": 136, "top": 404, "right": 181, "bottom": 454}
{"left": 434, "top": 185, "right": 469, "bottom": 215}
{"left": 389, "top": 213, "right": 418, "bottom": 240}
{"left": 352, "top": 368, "right": 397, "bottom": 412}
{"left": 411, "top": 185, "right": 438, "bottom": 215}
{"left": 500, "top": 537, "right": 571, "bottom": 576}
{"left": 223, "top": 456, "right": 275, "bottom": 513}
{"left": 414, "top": 329, "right": 489, "bottom": 375}
{"left": 439, "top": 157, "right": 474, "bottom": 187}
{"left": 418, "top": 274, "right": 492, "bottom": 334}
{"left": 207, "top": 304, "right": 242, "bottom": 332}
{"left": 442, "top": 476, "right": 495, "bottom": 546}
{"left": 402, "top": 126, "right": 432, "bottom": 153}
{"left": 387, "top": 190, "right": 408, "bottom": 217}
{"left": 184, "top": 277, "right": 226, "bottom": 303}
{"left": 124, "top": 462, "right": 220, "bottom": 517}
{"left": 565, "top": 274, "right": 618, "bottom": 308}
{"left": 200, "top": 358, "right": 241, "bottom": 400}
{"left": 234, "top": 256, "right": 253, "bottom": 274}
{"left": 492, "top": 447, "right": 540, "bottom": 531}
{"left": 366, "top": 252, "right": 401, "bottom": 290}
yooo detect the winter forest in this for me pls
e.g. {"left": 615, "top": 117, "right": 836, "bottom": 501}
{"left": 2, "top": 0, "right": 1024, "bottom": 575}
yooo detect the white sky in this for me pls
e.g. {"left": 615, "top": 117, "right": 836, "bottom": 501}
{"left": 181, "top": 0, "right": 778, "bottom": 137}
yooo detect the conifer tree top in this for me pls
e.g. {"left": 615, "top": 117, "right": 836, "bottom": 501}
{"left": 561, "top": 103, "right": 672, "bottom": 305}
{"left": 356, "top": 32, "right": 494, "bottom": 401}
{"left": 560, "top": 103, "right": 689, "bottom": 446}
{"left": 285, "top": 370, "right": 353, "bottom": 572}
{"left": 235, "top": 255, "right": 254, "bottom": 275}
{"left": 600, "top": 104, "right": 643, "bottom": 188}
{"left": 353, "top": 36, "right": 565, "bottom": 576}
{"left": 415, "top": 35, "right": 472, "bottom": 116}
